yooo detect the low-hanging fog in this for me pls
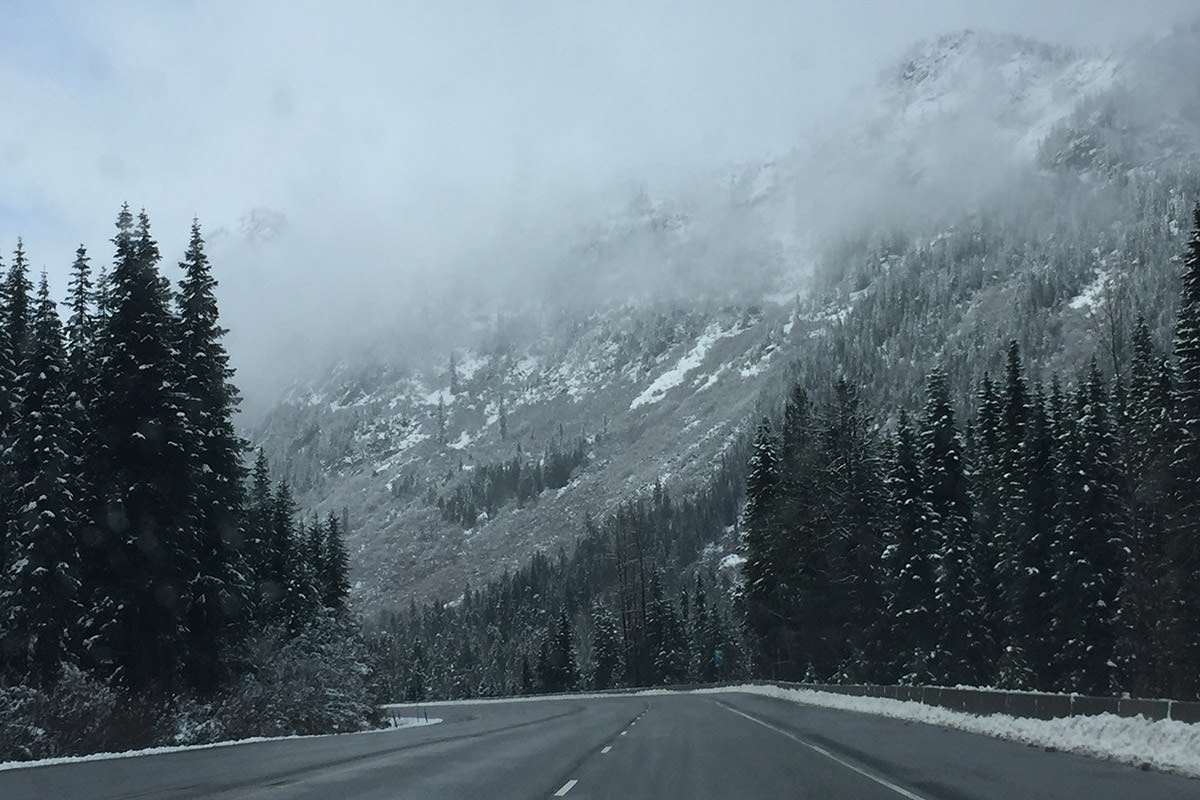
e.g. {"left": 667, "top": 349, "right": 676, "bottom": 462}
{"left": 2, "top": 0, "right": 1197, "bottom": 416}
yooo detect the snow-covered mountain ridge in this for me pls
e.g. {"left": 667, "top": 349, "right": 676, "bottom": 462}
{"left": 251, "top": 22, "right": 1200, "bottom": 613}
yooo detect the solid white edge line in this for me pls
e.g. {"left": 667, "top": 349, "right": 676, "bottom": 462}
{"left": 723, "top": 706, "right": 931, "bottom": 800}
{"left": 553, "top": 778, "right": 578, "bottom": 796}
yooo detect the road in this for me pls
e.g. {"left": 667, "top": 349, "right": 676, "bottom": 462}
{"left": 2, "top": 691, "right": 1196, "bottom": 799}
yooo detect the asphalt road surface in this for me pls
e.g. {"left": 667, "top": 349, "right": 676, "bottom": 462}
{"left": 2, "top": 691, "right": 1197, "bottom": 799}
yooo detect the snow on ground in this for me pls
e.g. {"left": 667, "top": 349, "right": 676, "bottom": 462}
{"left": 630, "top": 323, "right": 734, "bottom": 410}
{"left": 0, "top": 718, "right": 443, "bottom": 773}
{"left": 706, "top": 685, "right": 1200, "bottom": 779}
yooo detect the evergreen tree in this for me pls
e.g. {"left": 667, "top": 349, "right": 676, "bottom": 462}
{"left": 1049, "top": 360, "right": 1122, "bottom": 695}
{"left": 245, "top": 448, "right": 274, "bottom": 618}
{"left": 3, "top": 239, "right": 33, "bottom": 371}
{"left": 64, "top": 245, "right": 94, "bottom": 397}
{"left": 689, "top": 575, "right": 717, "bottom": 683}
{"left": 535, "top": 638, "right": 553, "bottom": 693}
{"left": 994, "top": 342, "right": 1035, "bottom": 687}
{"left": 176, "top": 219, "right": 248, "bottom": 690}
{"left": 921, "top": 367, "right": 982, "bottom": 685}
{"left": 0, "top": 242, "right": 33, "bottom": 649}
{"left": 772, "top": 384, "right": 824, "bottom": 678}
{"left": 322, "top": 512, "right": 351, "bottom": 610}
{"left": 0, "top": 250, "right": 15, "bottom": 675}
{"left": 589, "top": 603, "right": 622, "bottom": 689}
{"left": 645, "top": 575, "right": 687, "bottom": 684}
{"left": 519, "top": 653, "right": 534, "bottom": 696}
{"left": 818, "top": 378, "right": 885, "bottom": 681}
{"left": 437, "top": 397, "right": 447, "bottom": 445}
{"left": 268, "top": 480, "right": 313, "bottom": 631}
{"left": 881, "top": 408, "right": 934, "bottom": 683}
{"left": 551, "top": 609, "right": 580, "bottom": 692}
{"left": 3, "top": 276, "right": 82, "bottom": 685}
{"left": 969, "top": 373, "right": 1005, "bottom": 677}
{"left": 62, "top": 244, "right": 100, "bottom": 572}
{"left": 86, "top": 208, "right": 198, "bottom": 690}
{"left": 1022, "top": 383, "right": 1059, "bottom": 689}
{"left": 1168, "top": 202, "right": 1200, "bottom": 698}
{"left": 1116, "top": 317, "right": 1174, "bottom": 695}
{"left": 740, "top": 417, "right": 785, "bottom": 674}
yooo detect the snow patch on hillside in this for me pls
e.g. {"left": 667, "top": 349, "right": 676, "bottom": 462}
{"left": 422, "top": 387, "right": 454, "bottom": 407}
{"left": 1069, "top": 268, "right": 1113, "bottom": 312}
{"left": 630, "top": 323, "right": 736, "bottom": 410}
{"left": 447, "top": 430, "right": 475, "bottom": 450}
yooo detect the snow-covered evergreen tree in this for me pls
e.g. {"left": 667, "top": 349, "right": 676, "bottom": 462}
{"left": 882, "top": 408, "right": 934, "bottom": 683}
{"left": 589, "top": 604, "right": 622, "bottom": 689}
{"left": 4, "top": 276, "right": 82, "bottom": 685}
{"left": 321, "top": 512, "right": 351, "bottom": 610}
{"left": 646, "top": 576, "right": 687, "bottom": 685}
{"left": 994, "top": 342, "right": 1034, "bottom": 688}
{"left": 1168, "top": 202, "right": 1200, "bottom": 699}
{"left": 1021, "top": 383, "right": 1059, "bottom": 689}
{"left": 740, "top": 417, "right": 784, "bottom": 673}
{"left": 244, "top": 448, "right": 274, "bottom": 618}
{"left": 86, "top": 208, "right": 198, "bottom": 690}
{"left": 921, "top": 366, "right": 982, "bottom": 685}
{"left": 175, "top": 220, "right": 249, "bottom": 690}
{"left": 1049, "top": 360, "right": 1122, "bottom": 695}
{"left": 1116, "top": 317, "right": 1174, "bottom": 695}
{"left": 819, "top": 378, "right": 886, "bottom": 682}
{"left": 0, "top": 243, "right": 34, "bottom": 670}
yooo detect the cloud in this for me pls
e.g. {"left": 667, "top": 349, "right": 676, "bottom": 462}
{"left": 0, "top": 1, "right": 1196, "bottom": 411}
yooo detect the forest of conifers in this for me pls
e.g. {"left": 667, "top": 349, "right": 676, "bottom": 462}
{"left": 0, "top": 207, "right": 361, "bottom": 758}
{"left": 372, "top": 203, "right": 1200, "bottom": 704}
{"left": 4, "top": 196, "right": 1200, "bottom": 760}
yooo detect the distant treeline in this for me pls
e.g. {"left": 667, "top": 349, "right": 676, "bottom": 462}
{"left": 437, "top": 437, "right": 588, "bottom": 528}
{"left": 368, "top": 469, "right": 751, "bottom": 699}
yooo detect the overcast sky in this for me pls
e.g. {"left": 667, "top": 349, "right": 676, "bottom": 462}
{"left": 1, "top": 0, "right": 1195, "bottom": 407}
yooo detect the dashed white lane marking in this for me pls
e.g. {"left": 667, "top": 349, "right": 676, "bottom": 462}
{"left": 553, "top": 778, "right": 578, "bottom": 796}
{"left": 601, "top": 745, "right": 613, "bottom": 754}
{"left": 620, "top": 731, "right": 627, "bottom": 736}
{"left": 722, "top": 706, "right": 932, "bottom": 800}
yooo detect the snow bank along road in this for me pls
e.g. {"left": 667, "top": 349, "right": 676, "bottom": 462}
{"left": 2, "top": 691, "right": 1197, "bottom": 799}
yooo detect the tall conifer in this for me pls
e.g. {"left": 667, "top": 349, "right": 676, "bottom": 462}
{"left": 176, "top": 219, "right": 248, "bottom": 689}
{"left": 5, "top": 276, "right": 82, "bottom": 684}
{"left": 87, "top": 207, "right": 197, "bottom": 690}
{"left": 1168, "top": 202, "right": 1200, "bottom": 698}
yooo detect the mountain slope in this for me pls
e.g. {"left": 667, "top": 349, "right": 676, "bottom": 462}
{"left": 252, "top": 22, "right": 1200, "bottom": 613}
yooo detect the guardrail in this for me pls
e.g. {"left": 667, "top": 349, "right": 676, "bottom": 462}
{"left": 767, "top": 682, "right": 1200, "bottom": 723}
